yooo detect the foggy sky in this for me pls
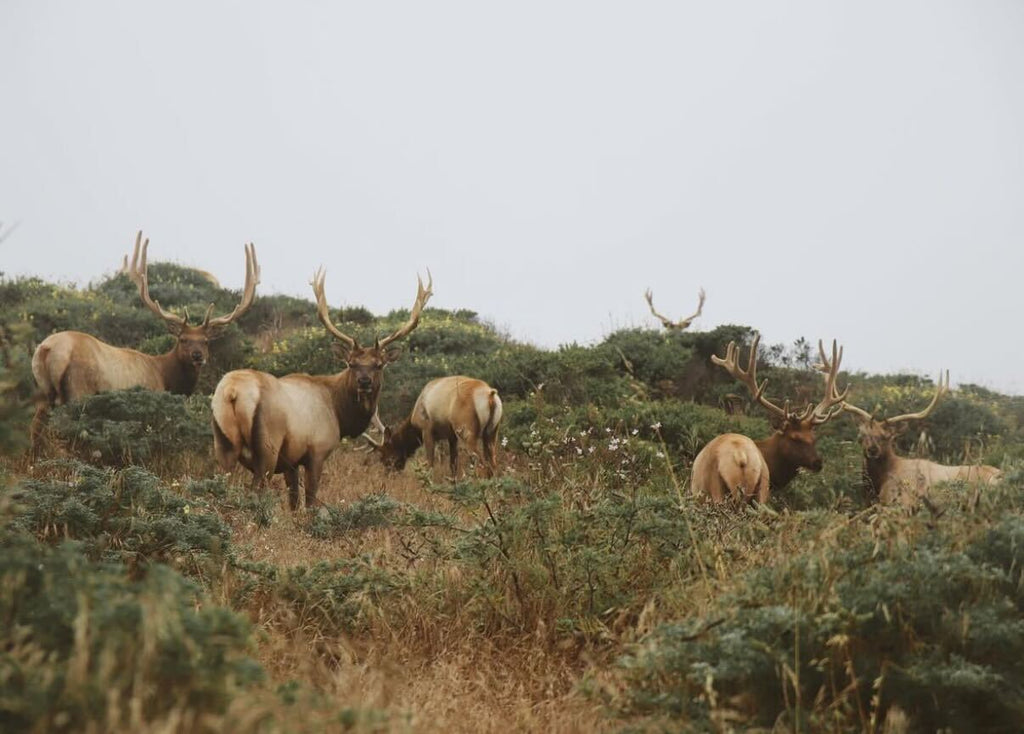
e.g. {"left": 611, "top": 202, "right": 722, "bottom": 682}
{"left": 2, "top": 2, "right": 1023, "bottom": 393}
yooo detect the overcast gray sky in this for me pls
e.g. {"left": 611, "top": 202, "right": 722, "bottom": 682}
{"left": 2, "top": 2, "right": 1022, "bottom": 393}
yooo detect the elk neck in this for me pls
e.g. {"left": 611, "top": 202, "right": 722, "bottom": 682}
{"left": 755, "top": 432, "right": 801, "bottom": 491}
{"left": 863, "top": 447, "right": 895, "bottom": 499}
{"left": 154, "top": 350, "right": 203, "bottom": 395}
{"left": 331, "top": 369, "right": 381, "bottom": 438}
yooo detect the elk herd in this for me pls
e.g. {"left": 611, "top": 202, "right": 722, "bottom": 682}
{"left": 27, "top": 232, "right": 1002, "bottom": 512}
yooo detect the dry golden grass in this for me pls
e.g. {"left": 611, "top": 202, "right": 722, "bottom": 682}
{"left": 218, "top": 449, "right": 615, "bottom": 733}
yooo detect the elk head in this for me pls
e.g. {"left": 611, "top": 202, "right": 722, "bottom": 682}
{"left": 311, "top": 267, "right": 433, "bottom": 410}
{"left": 125, "top": 231, "right": 260, "bottom": 368}
{"left": 644, "top": 287, "right": 706, "bottom": 331}
{"left": 818, "top": 345, "right": 949, "bottom": 461}
{"left": 714, "top": 334, "right": 848, "bottom": 476}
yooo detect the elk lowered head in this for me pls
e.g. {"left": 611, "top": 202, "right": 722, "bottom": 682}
{"left": 125, "top": 231, "right": 260, "bottom": 368}
{"left": 311, "top": 267, "right": 433, "bottom": 410}
{"left": 713, "top": 334, "right": 848, "bottom": 474}
{"left": 360, "top": 424, "right": 418, "bottom": 471}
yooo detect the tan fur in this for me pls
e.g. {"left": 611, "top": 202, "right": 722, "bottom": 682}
{"left": 411, "top": 376, "right": 503, "bottom": 478}
{"left": 857, "top": 421, "right": 1002, "bottom": 507}
{"left": 691, "top": 433, "right": 770, "bottom": 504}
{"left": 210, "top": 347, "right": 398, "bottom": 509}
{"left": 33, "top": 331, "right": 166, "bottom": 400}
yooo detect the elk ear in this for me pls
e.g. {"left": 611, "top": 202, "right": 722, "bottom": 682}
{"left": 382, "top": 345, "right": 403, "bottom": 364}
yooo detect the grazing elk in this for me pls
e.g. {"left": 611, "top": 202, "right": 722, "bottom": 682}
{"left": 211, "top": 268, "right": 433, "bottom": 509}
{"left": 30, "top": 232, "right": 259, "bottom": 448}
{"left": 365, "top": 376, "right": 503, "bottom": 478}
{"left": 644, "top": 287, "right": 706, "bottom": 331}
{"left": 815, "top": 349, "right": 1002, "bottom": 506}
{"left": 690, "top": 335, "right": 848, "bottom": 503}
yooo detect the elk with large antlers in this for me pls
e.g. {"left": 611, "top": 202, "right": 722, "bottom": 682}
{"left": 30, "top": 231, "right": 259, "bottom": 448}
{"left": 690, "top": 334, "right": 847, "bottom": 503}
{"left": 816, "top": 348, "right": 1001, "bottom": 506}
{"left": 211, "top": 268, "right": 433, "bottom": 509}
{"left": 644, "top": 287, "right": 706, "bottom": 331}
{"left": 364, "top": 375, "right": 503, "bottom": 478}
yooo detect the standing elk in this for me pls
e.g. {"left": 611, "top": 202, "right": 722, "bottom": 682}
{"left": 364, "top": 375, "right": 503, "bottom": 478}
{"left": 815, "top": 348, "right": 1002, "bottom": 506}
{"left": 211, "top": 268, "right": 433, "bottom": 509}
{"left": 690, "top": 335, "right": 848, "bottom": 503}
{"left": 30, "top": 232, "right": 259, "bottom": 448}
{"left": 644, "top": 287, "right": 706, "bottom": 331}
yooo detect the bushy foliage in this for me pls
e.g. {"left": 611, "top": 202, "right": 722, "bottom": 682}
{"left": 621, "top": 487, "right": 1024, "bottom": 731}
{"left": 50, "top": 388, "right": 212, "bottom": 467}
{"left": 11, "top": 461, "right": 231, "bottom": 579}
{"left": 0, "top": 522, "right": 261, "bottom": 731}
{"left": 233, "top": 557, "right": 402, "bottom": 637}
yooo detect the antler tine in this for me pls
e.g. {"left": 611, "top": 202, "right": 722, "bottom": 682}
{"left": 711, "top": 333, "right": 789, "bottom": 421}
{"left": 377, "top": 269, "right": 434, "bottom": 348}
{"left": 809, "top": 338, "right": 850, "bottom": 425}
{"left": 814, "top": 338, "right": 872, "bottom": 422}
{"left": 309, "top": 267, "right": 358, "bottom": 350}
{"left": 645, "top": 287, "right": 705, "bottom": 331}
{"left": 125, "top": 231, "right": 186, "bottom": 330}
{"left": 204, "top": 242, "right": 261, "bottom": 330}
{"left": 885, "top": 369, "right": 950, "bottom": 425}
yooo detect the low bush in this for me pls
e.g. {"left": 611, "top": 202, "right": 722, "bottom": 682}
{"left": 50, "top": 388, "right": 212, "bottom": 468}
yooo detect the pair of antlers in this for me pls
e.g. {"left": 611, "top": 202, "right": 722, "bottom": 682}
{"left": 714, "top": 333, "right": 849, "bottom": 425}
{"left": 311, "top": 267, "right": 433, "bottom": 352}
{"left": 815, "top": 341, "right": 949, "bottom": 425}
{"left": 125, "top": 231, "right": 260, "bottom": 333}
{"left": 645, "top": 288, "right": 705, "bottom": 331}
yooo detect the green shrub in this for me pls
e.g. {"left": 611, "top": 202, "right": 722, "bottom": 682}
{"left": 0, "top": 526, "right": 261, "bottom": 732}
{"left": 50, "top": 388, "right": 212, "bottom": 467}
{"left": 11, "top": 461, "right": 231, "bottom": 578}
{"left": 621, "top": 506, "right": 1024, "bottom": 731}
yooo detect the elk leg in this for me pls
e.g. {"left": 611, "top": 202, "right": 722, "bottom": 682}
{"left": 461, "top": 433, "right": 484, "bottom": 478}
{"left": 447, "top": 434, "right": 458, "bottom": 479}
{"left": 283, "top": 466, "right": 300, "bottom": 511}
{"left": 304, "top": 456, "right": 326, "bottom": 509}
{"left": 422, "top": 431, "right": 437, "bottom": 480}
{"left": 481, "top": 433, "right": 497, "bottom": 477}
{"left": 755, "top": 471, "right": 770, "bottom": 504}
{"left": 29, "top": 400, "right": 51, "bottom": 455}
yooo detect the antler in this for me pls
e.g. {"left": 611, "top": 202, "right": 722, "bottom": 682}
{"left": 813, "top": 340, "right": 874, "bottom": 423}
{"left": 125, "top": 231, "right": 187, "bottom": 332}
{"left": 885, "top": 370, "right": 950, "bottom": 425}
{"left": 644, "top": 287, "right": 705, "bottom": 331}
{"left": 310, "top": 267, "right": 359, "bottom": 351}
{"left": 808, "top": 339, "right": 850, "bottom": 425}
{"left": 711, "top": 333, "right": 790, "bottom": 422}
{"left": 377, "top": 270, "right": 434, "bottom": 348}
{"left": 204, "top": 242, "right": 260, "bottom": 330}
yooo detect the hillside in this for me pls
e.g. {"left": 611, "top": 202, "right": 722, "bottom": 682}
{"left": 1, "top": 264, "right": 1023, "bottom": 732}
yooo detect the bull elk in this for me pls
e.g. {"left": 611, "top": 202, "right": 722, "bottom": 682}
{"left": 644, "top": 287, "right": 706, "bottom": 331}
{"left": 364, "top": 376, "right": 503, "bottom": 478}
{"left": 690, "top": 335, "right": 847, "bottom": 503}
{"left": 30, "top": 232, "right": 259, "bottom": 448}
{"left": 211, "top": 268, "right": 433, "bottom": 509}
{"left": 816, "top": 349, "right": 1002, "bottom": 506}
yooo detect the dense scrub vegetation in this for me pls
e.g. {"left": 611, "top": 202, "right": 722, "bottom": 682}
{"left": 1, "top": 264, "right": 1022, "bottom": 731}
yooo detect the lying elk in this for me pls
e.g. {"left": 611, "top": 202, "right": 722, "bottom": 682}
{"left": 211, "top": 268, "right": 433, "bottom": 509}
{"left": 690, "top": 335, "right": 847, "bottom": 503}
{"left": 815, "top": 349, "right": 1002, "bottom": 506}
{"left": 364, "top": 376, "right": 503, "bottom": 478}
{"left": 644, "top": 287, "right": 706, "bottom": 331}
{"left": 31, "top": 231, "right": 259, "bottom": 448}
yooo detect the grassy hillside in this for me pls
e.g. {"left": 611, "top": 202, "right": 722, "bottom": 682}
{"left": 1, "top": 265, "right": 1022, "bottom": 732}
